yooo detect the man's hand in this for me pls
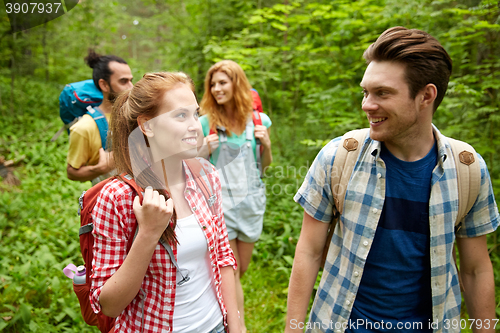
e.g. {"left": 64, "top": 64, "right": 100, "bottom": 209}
{"left": 95, "top": 148, "right": 114, "bottom": 174}
{"left": 67, "top": 148, "right": 115, "bottom": 182}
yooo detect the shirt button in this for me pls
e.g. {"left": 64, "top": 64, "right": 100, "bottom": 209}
{"left": 202, "top": 225, "right": 207, "bottom": 229}
{"left": 372, "top": 208, "right": 378, "bottom": 213}
{"left": 377, "top": 173, "right": 382, "bottom": 178}
{"left": 354, "top": 271, "right": 359, "bottom": 277}
{"left": 193, "top": 207, "right": 197, "bottom": 211}
{"left": 209, "top": 246, "right": 214, "bottom": 251}
{"left": 346, "top": 300, "right": 350, "bottom": 305}
{"left": 223, "top": 146, "right": 227, "bottom": 150}
{"left": 363, "top": 240, "right": 369, "bottom": 246}
{"left": 247, "top": 143, "right": 251, "bottom": 148}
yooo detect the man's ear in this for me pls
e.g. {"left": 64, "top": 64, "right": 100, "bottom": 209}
{"left": 99, "top": 78, "right": 110, "bottom": 93}
{"left": 419, "top": 83, "right": 437, "bottom": 110}
{"left": 137, "top": 115, "right": 154, "bottom": 137}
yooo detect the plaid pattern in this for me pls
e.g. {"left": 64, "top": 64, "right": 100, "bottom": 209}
{"left": 294, "top": 126, "right": 499, "bottom": 333}
{"left": 90, "top": 158, "right": 236, "bottom": 333}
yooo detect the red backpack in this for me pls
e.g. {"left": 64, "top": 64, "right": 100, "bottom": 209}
{"left": 69, "top": 159, "right": 216, "bottom": 333}
{"left": 250, "top": 88, "right": 263, "bottom": 113}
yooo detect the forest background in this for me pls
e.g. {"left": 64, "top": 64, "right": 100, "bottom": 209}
{"left": 0, "top": 0, "right": 499, "bottom": 332}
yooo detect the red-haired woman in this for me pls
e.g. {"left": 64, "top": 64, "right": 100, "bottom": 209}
{"left": 199, "top": 60, "right": 273, "bottom": 332}
{"left": 90, "top": 72, "right": 240, "bottom": 333}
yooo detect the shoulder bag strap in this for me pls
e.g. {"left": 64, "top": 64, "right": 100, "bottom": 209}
{"left": 118, "top": 173, "right": 144, "bottom": 252}
{"left": 447, "top": 138, "right": 481, "bottom": 228}
{"left": 321, "top": 128, "right": 369, "bottom": 267}
{"left": 252, "top": 110, "right": 264, "bottom": 177}
{"left": 86, "top": 106, "right": 109, "bottom": 150}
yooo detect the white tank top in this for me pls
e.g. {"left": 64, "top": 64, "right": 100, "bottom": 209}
{"left": 173, "top": 214, "right": 222, "bottom": 332}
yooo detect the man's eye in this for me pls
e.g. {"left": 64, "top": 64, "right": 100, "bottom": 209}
{"left": 362, "top": 90, "right": 368, "bottom": 97}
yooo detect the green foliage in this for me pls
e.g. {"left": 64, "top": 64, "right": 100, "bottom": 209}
{"left": 0, "top": 82, "right": 93, "bottom": 331}
{"left": 0, "top": 0, "right": 499, "bottom": 331}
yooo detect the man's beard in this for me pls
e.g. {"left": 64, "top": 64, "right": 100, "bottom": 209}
{"left": 107, "top": 85, "right": 118, "bottom": 104}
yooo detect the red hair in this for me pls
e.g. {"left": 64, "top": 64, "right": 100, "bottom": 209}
{"left": 200, "top": 60, "right": 253, "bottom": 135}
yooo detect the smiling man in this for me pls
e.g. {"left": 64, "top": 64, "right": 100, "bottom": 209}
{"left": 66, "top": 49, "right": 133, "bottom": 184}
{"left": 286, "top": 27, "right": 499, "bottom": 333}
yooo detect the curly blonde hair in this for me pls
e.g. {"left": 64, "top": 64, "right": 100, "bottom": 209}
{"left": 200, "top": 60, "right": 253, "bottom": 135}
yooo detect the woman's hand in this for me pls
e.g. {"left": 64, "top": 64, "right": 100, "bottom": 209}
{"left": 254, "top": 125, "right": 271, "bottom": 150}
{"left": 199, "top": 134, "right": 220, "bottom": 159}
{"left": 205, "top": 134, "right": 220, "bottom": 154}
{"left": 133, "top": 186, "right": 174, "bottom": 239}
{"left": 100, "top": 186, "right": 174, "bottom": 318}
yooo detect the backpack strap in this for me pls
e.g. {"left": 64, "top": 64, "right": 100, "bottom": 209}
{"left": 86, "top": 106, "right": 109, "bottom": 150}
{"left": 447, "top": 138, "right": 481, "bottom": 229}
{"left": 321, "top": 128, "right": 369, "bottom": 267}
{"left": 447, "top": 138, "right": 481, "bottom": 293}
{"left": 117, "top": 173, "right": 144, "bottom": 251}
{"left": 251, "top": 88, "right": 264, "bottom": 113}
{"left": 208, "top": 126, "right": 226, "bottom": 158}
{"left": 252, "top": 110, "right": 264, "bottom": 176}
{"left": 184, "top": 159, "right": 217, "bottom": 216}
{"left": 331, "top": 128, "right": 370, "bottom": 215}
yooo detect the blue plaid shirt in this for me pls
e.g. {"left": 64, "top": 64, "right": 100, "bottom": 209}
{"left": 294, "top": 126, "right": 499, "bottom": 333}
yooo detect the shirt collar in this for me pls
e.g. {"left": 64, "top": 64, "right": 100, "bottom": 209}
{"left": 362, "top": 124, "right": 448, "bottom": 166}
{"left": 182, "top": 160, "right": 198, "bottom": 194}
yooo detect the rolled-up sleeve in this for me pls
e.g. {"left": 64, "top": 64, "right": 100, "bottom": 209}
{"left": 456, "top": 153, "right": 499, "bottom": 238}
{"left": 294, "top": 137, "right": 342, "bottom": 223}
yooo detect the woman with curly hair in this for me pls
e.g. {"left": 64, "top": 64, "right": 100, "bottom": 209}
{"left": 199, "top": 60, "right": 273, "bottom": 332}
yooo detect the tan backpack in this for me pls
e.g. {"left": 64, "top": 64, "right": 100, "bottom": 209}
{"left": 322, "top": 128, "right": 481, "bottom": 290}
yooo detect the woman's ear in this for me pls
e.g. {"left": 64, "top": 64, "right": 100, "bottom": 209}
{"left": 137, "top": 115, "right": 154, "bottom": 137}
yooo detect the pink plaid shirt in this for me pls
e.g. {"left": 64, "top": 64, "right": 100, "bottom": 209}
{"left": 90, "top": 159, "right": 236, "bottom": 332}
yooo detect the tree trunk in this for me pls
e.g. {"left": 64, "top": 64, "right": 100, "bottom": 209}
{"left": 43, "top": 23, "right": 49, "bottom": 82}
{"left": 10, "top": 33, "right": 15, "bottom": 116}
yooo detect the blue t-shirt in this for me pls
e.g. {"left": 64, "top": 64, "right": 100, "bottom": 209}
{"left": 347, "top": 142, "right": 437, "bottom": 332}
{"left": 199, "top": 113, "right": 272, "bottom": 165}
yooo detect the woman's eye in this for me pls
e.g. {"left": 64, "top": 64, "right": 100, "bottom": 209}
{"left": 194, "top": 111, "right": 200, "bottom": 119}
{"left": 177, "top": 112, "right": 186, "bottom": 118}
